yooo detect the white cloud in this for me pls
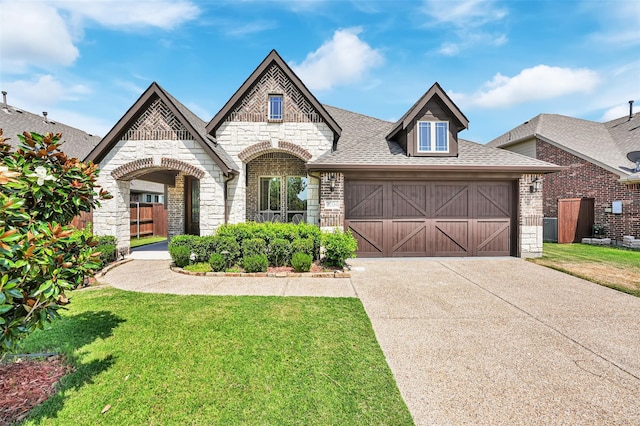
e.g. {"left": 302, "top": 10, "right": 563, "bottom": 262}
{"left": 472, "top": 65, "right": 600, "bottom": 108}
{"left": 422, "top": 0, "right": 507, "bottom": 27}
{"left": 5, "top": 75, "right": 91, "bottom": 107}
{"left": 601, "top": 104, "right": 631, "bottom": 122}
{"left": 52, "top": 0, "right": 200, "bottom": 30}
{"left": 421, "top": 0, "right": 508, "bottom": 55}
{"left": 585, "top": 0, "right": 640, "bottom": 47}
{"left": 291, "top": 27, "right": 384, "bottom": 91}
{"left": 0, "top": 1, "right": 79, "bottom": 72}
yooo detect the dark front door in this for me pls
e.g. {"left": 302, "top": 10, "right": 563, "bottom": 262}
{"left": 345, "top": 180, "right": 515, "bottom": 257}
{"left": 185, "top": 177, "right": 200, "bottom": 235}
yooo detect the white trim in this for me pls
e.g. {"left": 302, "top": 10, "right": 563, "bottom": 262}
{"left": 268, "top": 94, "right": 283, "bottom": 121}
{"left": 417, "top": 120, "right": 449, "bottom": 153}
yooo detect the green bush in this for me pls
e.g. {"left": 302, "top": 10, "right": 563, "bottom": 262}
{"left": 321, "top": 229, "right": 358, "bottom": 268}
{"left": 192, "top": 235, "right": 216, "bottom": 262}
{"left": 291, "top": 252, "right": 313, "bottom": 272}
{"left": 168, "top": 235, "right": 198, "bottom": 251}
{"left": 242, "top": 238, "right": 266, "bottom": 258}
{"left": 94, "top": 243, "right": 116, "bottom": 268}
{"left": 169, "top": 245, "right": 191, "bottom": 268}
{"left": 213, "top": 236, "right": 241, "bottom": 266}
{"left": 243, "top": 254, "right": 268, "bottom": 273}
{"left": 269, "top": 238, "right": 291, "bottom": 266}
{"left": 215, "top": 222, "right": 321, "bottom": 260}
{"left": 292, "top": 238, "right": 314, "bottom": 257}
{"left": 0, "top": 130, "right": 110, "bottom": 352}
{"left": 208, "top": 253, "right": 226, "bottom": 272}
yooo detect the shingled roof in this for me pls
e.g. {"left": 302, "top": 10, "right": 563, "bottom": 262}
{"left": 308, "top": 105, "right": 560, "bottom": 172}
{"left": 0, "top": 104, "right": 101, "bottom": 160}
{"left": 486, "top": 113, "right": 640, "bottom": 178}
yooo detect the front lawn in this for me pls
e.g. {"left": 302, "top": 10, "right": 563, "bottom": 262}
{"left": 530, "top": 243, "right": 640, "bottom": 297}
{"left": 16, "top": 288, "right": 413, "bottom": 425}
{"left": 129, "top": 236, "right": 167, "bottom": 248}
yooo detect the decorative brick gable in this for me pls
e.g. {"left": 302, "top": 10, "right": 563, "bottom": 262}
{"left": 537, "top": 139, "right": 640, "bottom": 240}
{"left": 226, "top": 64, "right": 326, "bottom": 124}
{"left": 122, "top": 98, "right": 193, "bottom": 140}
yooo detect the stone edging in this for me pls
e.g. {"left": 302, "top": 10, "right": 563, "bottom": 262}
{"left": 170, "top": 265, "right": 351, "bottom": 278}
{"left": 94, "top": 258, "right": 134, "bottom": 278}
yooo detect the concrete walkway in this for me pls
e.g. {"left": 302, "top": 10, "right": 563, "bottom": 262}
{"left": 97, "top": 257, "right": 640, "bottom": 424}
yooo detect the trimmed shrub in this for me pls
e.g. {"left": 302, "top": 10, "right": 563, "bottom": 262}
{"left": 242, "top": 238, "right": 266, "bottom": 258}
{"left": 168, "top": 235, "right": 198, "bottom": 251}
{"left": 214, "top": 236, "right": 241, "bottom": 267}
{"left": 291, "top": 252, "right": 313, "bottom": 272}
{"left": 169, "top": 245, "right": 191, "bottom": 268}
{"left": 321, "top": 229, "right": 358, "bottom": 268}
{"left": 269, "top": 238, "right": 291, "bottom": 266}
{"left": 192, "top": 235, "right": 216, "bottom": 262}
{"left": 292, "top": 238, "right": 314, "bottom": 257}
{"left": 243, "top": 254, "right": 268, "bottom": 273}
{"left": 208, "top": 253, "right": 226, "bottom": 272}
{"left": 94, "top": 244, "right": 116, "bottom": 268}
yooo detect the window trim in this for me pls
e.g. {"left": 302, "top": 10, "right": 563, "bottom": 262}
{"left": 268, "top": 94, "right": 283, "bottom": 121}
{"left": 417, "top": 120, "right": 449, "bottom": 153}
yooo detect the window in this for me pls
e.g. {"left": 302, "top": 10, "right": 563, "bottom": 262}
{"left": 286, "top": 177, "right": 308, "bottom": 222}
{"left": 146, "top": 194, "right": 152, "bottom": 202}
{"left": 268, "top": 94, "right": 283, "bottom": 121}
{"left": 417, "top": 121, "right": 449, "bottom": 153}
{"left": 259, "top": 177, "right": 281, "bottom": 211}
{"left": 154, "top": 195, "right": 159, "bottom": 203}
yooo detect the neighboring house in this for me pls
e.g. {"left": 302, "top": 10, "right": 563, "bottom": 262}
{"left": 130, "top": 180, "right": 165, "bottom": 204}
{"left": 0, "top": 93, "right": 101, "bottom": 159}
{"left": 487, "top": 111, "right": 640, "bottom": 242}
{"left": 86, "top": 50, "right": 560, "bottom": 258}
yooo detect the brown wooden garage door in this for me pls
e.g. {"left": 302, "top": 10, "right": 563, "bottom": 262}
{"left": 345, "top": 180, "right": 515, "bottom": 257}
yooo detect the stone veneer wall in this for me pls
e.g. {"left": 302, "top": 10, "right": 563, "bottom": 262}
{"left": 518, "top": 173, "right": 543, "bottom": 257}
{"left": 319, "top": 172, "right": 344, "bottom": 231}
{"left": 94, "top": 138, "right": 225, "bottom": 251}
{"left": 215, "top": 121, "right": 334, "bottom": 225}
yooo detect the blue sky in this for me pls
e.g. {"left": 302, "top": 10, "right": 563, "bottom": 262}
{"left": 1, "top": 0, "right": 638, "bottom": 143}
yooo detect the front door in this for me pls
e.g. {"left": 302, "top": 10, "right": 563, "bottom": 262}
{"left": 185, "top": 176, "right": 200, "bottom": 235}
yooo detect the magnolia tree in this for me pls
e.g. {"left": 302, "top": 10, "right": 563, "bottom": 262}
{"left": 0, "top": 129, "right": 111, "bottom": 353}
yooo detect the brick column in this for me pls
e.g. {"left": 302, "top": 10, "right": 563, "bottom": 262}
{"left": 519, "top": 173, "right": 543, "bottom": 257}
{"left": 167, "top": 173, "right": 185, "bottom": 238}
{"left": 319, "top": 172, "right": 344, "bottom": 230}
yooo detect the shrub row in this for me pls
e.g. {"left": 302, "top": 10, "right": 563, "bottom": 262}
{"left": 168, "top": 223, "right": 357, "bottom": 271}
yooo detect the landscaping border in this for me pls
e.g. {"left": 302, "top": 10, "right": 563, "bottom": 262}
{"left": 170, "top": 265, "right": 351, "bottom": 278}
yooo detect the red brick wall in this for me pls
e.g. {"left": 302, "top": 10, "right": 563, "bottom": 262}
{"left": 537, "top": 139, "right": 640, "bottom": 240}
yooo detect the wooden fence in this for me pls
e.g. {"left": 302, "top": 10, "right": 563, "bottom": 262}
{"left": 70, "top": 210, "right": 93, "bottom": 230}
{"left": 130, "top": 202, "right": 168, "bottom": 238}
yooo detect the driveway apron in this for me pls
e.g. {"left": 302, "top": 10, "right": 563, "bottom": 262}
{"left": 349, "top": 257, "right": 640, "bottom": 425}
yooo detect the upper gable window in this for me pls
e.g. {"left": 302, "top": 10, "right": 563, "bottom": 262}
{"left": 268, "top": 94, "right": 283, "bottom": 121}
{"left": 417, "top": 121, "right": 449, "bottom": 153}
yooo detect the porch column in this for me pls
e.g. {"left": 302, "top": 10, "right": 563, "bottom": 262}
{"left": 167, "top": 173, "right": 186, "bottom": 238}
{"left": 519, "top": 173, "right": 543, "bottom": 257}
{"left": 93, "top": 179, "right": 131, "bottom": 255}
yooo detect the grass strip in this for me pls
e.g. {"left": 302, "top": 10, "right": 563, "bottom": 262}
{"left": 17, "top": 288, "right": 413, "bottom": 425}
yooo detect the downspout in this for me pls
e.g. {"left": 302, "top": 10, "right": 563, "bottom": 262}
{"left": 223, "top": 173, "right": 236, "bottom": 224}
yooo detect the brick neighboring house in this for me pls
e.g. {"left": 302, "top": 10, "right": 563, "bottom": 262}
{"left": 86, "top": 50, "right": 560, "bottom": 257}
{"left": 487, "top": 111, "right": 640, "bottom": 242}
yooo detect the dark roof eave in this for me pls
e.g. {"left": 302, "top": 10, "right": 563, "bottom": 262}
{"left": 306, "top": 163, "right": 565, "bottom": 173}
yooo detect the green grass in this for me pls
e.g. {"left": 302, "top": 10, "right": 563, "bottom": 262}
{"left": 17, "top": 288, "right": 413, "bottom": 425}
{"left": 183, "top": 262, "right": 213, "bottom": 273}
{"left": 531, "top": 243, "right": 640, "bottom": 297}
{"left": 129, "top": 236, "right": 167, "bottom": 248}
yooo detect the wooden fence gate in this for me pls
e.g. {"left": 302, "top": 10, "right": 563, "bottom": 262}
{"left": 130, "top": 203, "right": 168, "bottom": 238}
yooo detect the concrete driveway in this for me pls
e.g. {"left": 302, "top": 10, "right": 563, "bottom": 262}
{"left": 349, "top": 257, "right": 640, "bottom": 425}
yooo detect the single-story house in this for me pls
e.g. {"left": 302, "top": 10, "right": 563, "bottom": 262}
{"left": 86, "top": 50, "right": 560, "bottom": 258}
{"left": 487, "top": 110, "right": 640, "bottom": 243}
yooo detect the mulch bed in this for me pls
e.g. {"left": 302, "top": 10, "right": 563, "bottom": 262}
{"left": 0, "top": 357, "right": 70, "bottom": 425}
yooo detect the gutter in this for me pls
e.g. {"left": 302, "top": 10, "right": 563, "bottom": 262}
{"left": 306, "top": 163, "right": 564, "bottom": 174}
{"left": 223, "top": 173, "right": 237, "bottom": 224}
